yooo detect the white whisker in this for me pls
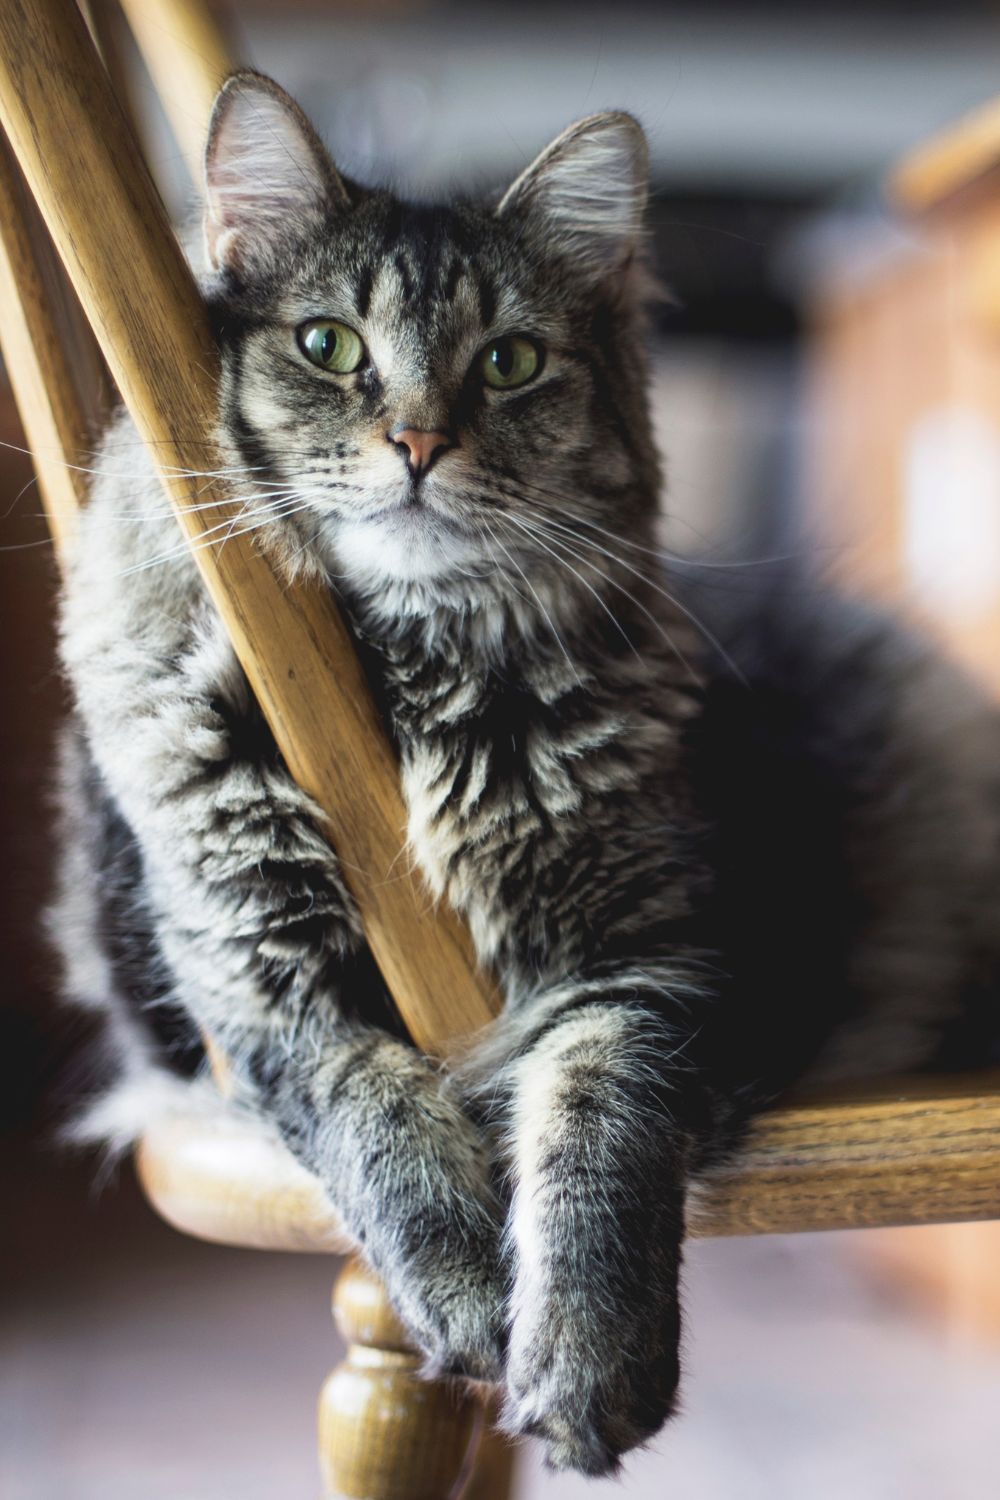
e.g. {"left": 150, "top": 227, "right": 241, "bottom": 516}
{"left": 482, "top": 519, "right": 583, "bottom": 685}
{"left": 496, "top": 511, "right": 645, "bottom": 667}
{"left": 505, "top": 498, "right": 745, "bottom": 685}
{"left": 502, "top": 510, "right": 705, "bottom": 684}
{"left": 117, "top": 497, "right": 317, "bottom": 577}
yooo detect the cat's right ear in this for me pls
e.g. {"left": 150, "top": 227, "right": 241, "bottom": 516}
{"left": 204, "top": 71, "right": 349, "bottom": 277}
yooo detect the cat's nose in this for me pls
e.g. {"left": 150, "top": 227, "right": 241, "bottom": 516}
{"left": 388, "top": 426, "right": 455, "bottom": 478}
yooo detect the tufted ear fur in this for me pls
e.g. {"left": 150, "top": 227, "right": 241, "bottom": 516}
{"left": 497, "top": 112, "right": 649, "bottom": 283}
{"left": 204, "top": 70, "right": 349, "bottom": 277}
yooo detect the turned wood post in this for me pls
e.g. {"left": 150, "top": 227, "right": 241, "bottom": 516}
{"left": 320, "top": 1258, "right": 483, "bottom": 1500}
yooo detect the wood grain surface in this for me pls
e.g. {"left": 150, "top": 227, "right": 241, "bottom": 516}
{"left": 692, "top": 1073, "right": 1000, "bottom": 1237}
{"left": 137, "top": 1071, "right": 1000, "bottom": 1250}
{"left": 0, "top": 138, "right": 104, "bottom": 554}
{"left": 0, "top": 0, "right": 500, "bottom": 1055}
{"left": 119, "top": 0, "right": 233, "bottom": 181}
{"left": 319, "top": 1258, "right": 484, "bottom": 1500}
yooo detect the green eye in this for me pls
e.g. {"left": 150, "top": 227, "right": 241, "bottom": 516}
{"left": 297, "top": 319, "right": 366, "bottom": 373}
{"left": 480, "top": 336, "right": 541, "bottom": 389}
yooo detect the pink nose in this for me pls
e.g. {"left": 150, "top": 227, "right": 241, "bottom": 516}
{"left": 389, "top": 426, "right": 454, "bottom": 477}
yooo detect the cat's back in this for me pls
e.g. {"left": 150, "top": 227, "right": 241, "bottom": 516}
{"left": 683, "top": 564, "right": 1000, "bottom": 1083}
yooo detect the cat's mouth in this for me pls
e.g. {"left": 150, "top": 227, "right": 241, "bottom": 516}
{"left": 359, "top": 495, "right": 470, "bottom": 537}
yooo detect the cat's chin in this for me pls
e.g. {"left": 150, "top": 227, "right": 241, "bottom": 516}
{"left": 328, "top": 508, "right": 488, "bottom": 591}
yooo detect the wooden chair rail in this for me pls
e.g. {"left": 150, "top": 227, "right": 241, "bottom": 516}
{"left": 0, "top": 0, "right": 499, "bottom": 1057}
{"left": 892, "top": 94, "right": 1000, "bottom": 214}
{"left": 137, "top": 1071, "right": 1000, "bottom": 1250}
{"left": 696, "top": 1074, "right": 1000, "bottom": 1236}
{"left": 0, "top": 138, "right": 100, "bottom": 556}
{"left": 117, "top": 0, "right": 232, "bottom": 180}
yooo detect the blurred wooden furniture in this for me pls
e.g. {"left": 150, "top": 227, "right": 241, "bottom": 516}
{"left": 806, "top": 99, "right": 1000, "bottom": 697}
{"left": 2, "top": 1, "right": 1000, "bottom": 1494}
{"left": 805, "top": 97, "right": 1000, "bottom": 1343}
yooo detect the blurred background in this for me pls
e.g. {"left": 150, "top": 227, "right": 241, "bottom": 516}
{"left": 4, "top": 1, "right": 1000, "bottom": 1496}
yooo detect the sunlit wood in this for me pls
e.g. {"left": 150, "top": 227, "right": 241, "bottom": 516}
{"left": 119, "top": 0, "right": 233, "bottom": 182}
{"left": 318, "top": 1258, "right": 483, "bottom": 1500}
{"left": 136, "top": 1071, "right": 1000, "bottom": 1252}
{"left": 0, "top": 0, "right": 500, "bottom": 1055}
{"left": 0, "top": 138, "right": 104, "bottom": 554}
{"left": 892, "top": 94, "right": 1000, "bottom": 213}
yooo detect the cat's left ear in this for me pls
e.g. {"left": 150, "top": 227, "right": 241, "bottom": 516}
{"left": 204, "top": 70, "right": 350, "bottom": 277}
{"left": 496, "top": 112, "right": 648, "bottom": 284}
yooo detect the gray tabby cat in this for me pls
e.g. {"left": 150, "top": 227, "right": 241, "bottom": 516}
{"left": 54, "top": 71, "right": 1000, "bottom": 1475}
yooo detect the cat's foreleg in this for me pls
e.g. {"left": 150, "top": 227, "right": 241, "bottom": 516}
{"left": 491, "top": 980, "right": 697, "bottom": 1474}
{"left": 248, "top": 1021, "right": 506, "bottom": 1379}
{"left": 66, "top": 606, "right": 505, "bottom": 1377}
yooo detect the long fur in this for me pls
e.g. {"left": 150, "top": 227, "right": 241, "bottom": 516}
{"left": 52, "top": 70, "right": 1000, "bottom": 1475}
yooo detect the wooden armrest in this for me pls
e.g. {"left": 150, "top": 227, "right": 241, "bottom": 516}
{"left": 892, "top": 95, "right": 1000, "bottom": 214}
{"left": 136, "top": 1072, "right": 1000, "bottom": 1250}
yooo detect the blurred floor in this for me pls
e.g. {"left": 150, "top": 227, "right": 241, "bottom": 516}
{"left": 4, "top": 1139, "right": 1000, "bottom": 1500}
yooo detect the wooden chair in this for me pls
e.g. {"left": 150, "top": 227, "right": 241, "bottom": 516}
{"left": 800, "top": 95, "right": 1000, "bottom": 1351}
{"left": 1, "top": 3, "right": 998, "bottom": 1494}
{"left": 805, "top": 97, "right": 1000, "bottom": 703}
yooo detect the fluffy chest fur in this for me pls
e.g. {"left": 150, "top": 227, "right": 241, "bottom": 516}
{"left": 362, "top": 602, "right": 701, "bottom": 983}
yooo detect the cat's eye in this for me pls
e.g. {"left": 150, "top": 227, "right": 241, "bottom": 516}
{"left": 297, "top": 319, "right": 366, "bottom": 374}
{"left": 479, "top": 336, "right": 542, "bottom": 390}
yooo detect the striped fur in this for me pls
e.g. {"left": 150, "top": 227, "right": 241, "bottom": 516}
{"left": 53, "top": 71, "right": 1000, "bottom": 1475}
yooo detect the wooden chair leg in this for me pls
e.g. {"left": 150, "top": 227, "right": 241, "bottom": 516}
{"left": 462, "top": 1404, "right": 518, "bottom": 1500}
{"left": 319, "top": 1257, "right": 484, "bottom": 1500}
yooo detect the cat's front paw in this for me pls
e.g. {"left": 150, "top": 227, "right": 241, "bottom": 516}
{"left": 502, "top": 1306, "right": 680, "bottom": 1475}
{"left": 309, "top": 1031, "right": 508, "bottom": 1384}
{"left": 386, "top": 1242, "right": 507, "bottom": 1383}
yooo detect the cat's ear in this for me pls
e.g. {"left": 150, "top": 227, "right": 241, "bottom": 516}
{"left": 497, "top": 112, "right": 649, "bottom": 284}
{"left": 204, "top": 70, "right": 349, "bottom": 276}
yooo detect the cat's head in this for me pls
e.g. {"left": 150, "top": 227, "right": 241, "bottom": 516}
{"left": 204, "top": 72, "right": 659, "bottom": 612}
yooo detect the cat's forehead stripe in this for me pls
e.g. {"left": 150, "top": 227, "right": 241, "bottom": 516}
{"left": 475, "top": 271, "right": 496, "bottom": 330}
{"left": 354, "top": 261, "right": 374, "bottom": 320}
{"left": 443, "top": 257, "right": 463, "bottom": 304}
{"left": 392, "top": 248, "right": 416, "bottom": 304}
{"left": 358, "top": 245, "right": 490, "bottom": 336}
